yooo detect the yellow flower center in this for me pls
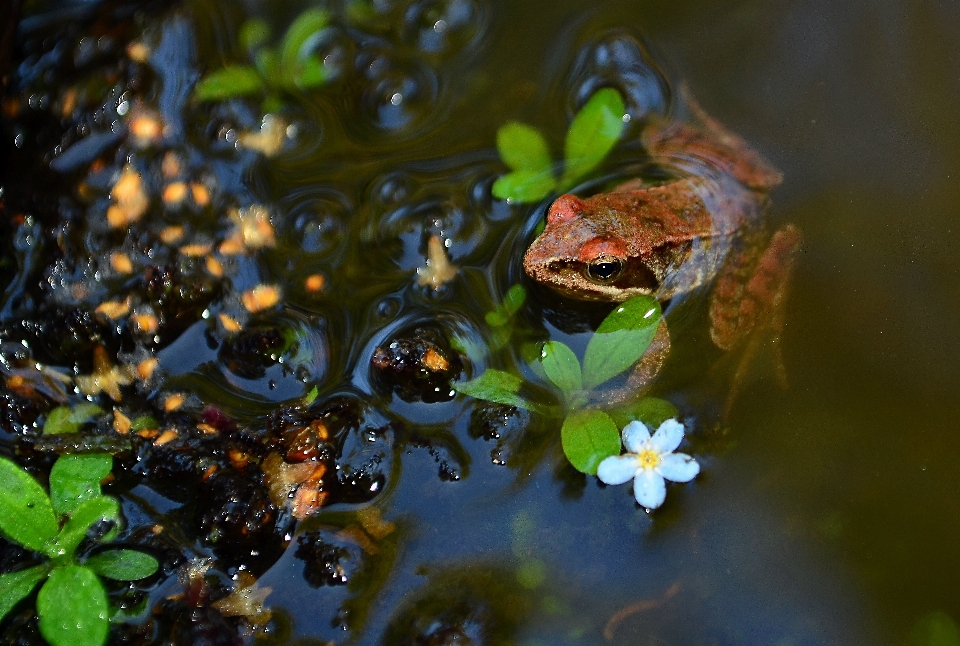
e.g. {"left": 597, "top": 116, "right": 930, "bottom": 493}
{"left": 636, "top": 448, "right": 660, "bottom": 470}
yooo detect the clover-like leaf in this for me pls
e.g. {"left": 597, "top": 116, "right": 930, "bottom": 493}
{"left": 485, "top": 284, "right": 527, "bottom": 327}
{"left": 607, "top": 397, "right": 678, "bottom": 430}
{"left": 239, "top": 19, "right": 271, "bottom": 54}
{"left": 85, "top": 550, "right": 159, "bottom": 581}
{"left": 456, "top": 369, "right": 534, "bottom": 411}
{"left": 0, "top": 457, "right": 58, "bottom": 552}
{"left": 43, "top": 403, "right": 103, "bottom": 435}
{"left": 0, "top": 565, "right": 50, "bottom": 622}
{"left": 194, "top": 65, "right": 264, "bottom": 101}
{"left": 280, "top": 9, "right": 329, "bottom": 78}
{"left": 49, "top": 454, "right": 112, "bottom": 518}
{"left": 37, "top": 565, "right": 108, "bottom": 646}
{"left": 49, "top": 496, "right": 121, "bottom": 560}
{"left": 560, "top": 409, "right": 621, "bottom": 475}
{"left": 560, "top": 88, "right": 626, "bottom": 188}
{"left": 492, "top": 169, "right": 556, "bottom": 203}
{"left": 497, "top": 122, "right": 553, "bottom": 172}
{"left": 539, "top": 341, "right": 582, "bottom": 396}
{"left": 582, "top": 296, "right": 661, "bottom": 390}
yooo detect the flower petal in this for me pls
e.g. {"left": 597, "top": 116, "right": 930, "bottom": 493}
{"left": 621, "top": 420, "right": 651, "bottom": 453}
{"left": 633, "top": 469, "right": 666, "bottom": 509}
{"left": 657, "top": 452, "right": 700, "bottom": 482}
{"left": 650, "top": 419, "right": 684, "bottom": 454}
{"left": 597, "top": 455, "right": 639, "bottom": 486}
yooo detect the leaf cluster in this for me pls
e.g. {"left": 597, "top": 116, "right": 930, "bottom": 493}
{"left": 193, "top": 10, "right": 331, "bottom": 105}
{"left": 492, "top": 88, "right": 626, "bottom": 203}
{"left": 457, "top": 294, "right": 675, "bottom": 474}
{"left": 0, "top": 455, "right": 159, "bottom": 646}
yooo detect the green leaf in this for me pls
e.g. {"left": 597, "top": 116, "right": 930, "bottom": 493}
{"left": 486, "top": 284, "right": 527, "bottom": 328}
{"left": 239, "top": 19, "right": 271, "bottom": 54}
{"left": 194, "top": 65, "right": 264, "bottom": 101}
{"left": 539, "top": 341, "right": 582, "bottom": 396}
{"left": 582, "top": 296, "right": 661, "bottom": 390}
{"left": 130, "top": 415, "right": 157, "bottom": 432}
{"left": 560, "top": 409, "right": 621, "bottom": 475}
{"left": 560, "top": 88, "right": 626, "bottom": 188}
{"left": 254, "top": 49, "right": 280, "bottom": 80}
{"left": 0, "top": 457, "right": 59, "bottom": 552}
{"left": 607, "top": 397, "right": 678, "bottom": 430}
{"left": 48, "top": 496, "right": 121, "bottom": 560}
{"left": 492, "top": 169, "right": 556, "bottom": 203}
{"left": 0, "top": 565, "right": 50, "bottom": 621}
{"left": 37, "top": 565, "right": 108, "bottom": 646}
{"left": 85, "top": 550, "right": 158, "bottom": 581}
{"left": 49, "top": 454, "right": 112, "bottom": 518}
{"left": 456, "top": 369, "right": 534, "bottom": 411}
{"left": 280, "top": 9, "right": 329, "bottom": 78}
{"left": 292, "top": 55, "right": 328, "bottom": 89}
{"left": 43, "top": 403, "right": 103, "bottom": 435}
{"left": 497, "top": 122, "right": 553, "bottom": 172}
{"left": 910, "top": 611, "right": 960, "bottom": 646}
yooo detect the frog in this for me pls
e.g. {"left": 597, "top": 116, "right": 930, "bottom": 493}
{"left": 523, "top": 93, "right": 801, "bottom": 402}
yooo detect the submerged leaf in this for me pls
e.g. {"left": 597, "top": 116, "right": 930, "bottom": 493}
{"left": 560, "top": 409, "right": 621, "bottom": 475}
{"left": 37, "top": 565, "right": 108, "bottom": 646}
{"left": 0, "top": 458, "right": 58, "bottom": 553}
{"left": 0, "top": 565, "right": 50, "bottom": 622}
{"left": 607, "top": 397, "right": 678, "bottom": 430}
{"left": 582, "top": 296, "right": 661, "bottom": 390}
{"left": 456, "top": 369, "right": 534, "bottom": 411}
{"left": 561, "top": 88, "right": 626, "bottom": 188}
{"left": 239, "top": 19, "right": 271, "bottom": 54}
{"left": 43, "top": 403, "right": 103, "bottom": 435}
{"left": 194, "top": 65, "right": 264, "bottom": 101}
{"left": 539, "top": 341, "right": 582, "bottom": 396}
{"left": 497, "top": 122, "right": 553, "bottom": 172}
{"left": 492, "top": 169, "right": 556, "bottom": 203}
{"left": 49, "top": 454, "right": 112, "bottom": 517}
{"left": 85, "top": 550, "right": 159, "bottom": 581}
{"left": 280, "top": 9, "right": 329, "bottom": 77}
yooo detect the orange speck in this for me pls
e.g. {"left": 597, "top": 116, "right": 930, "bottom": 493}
{"left": 305, "top": 274, "right": 325, "bottom": 292}
{"left": 160, "top": 152, "right": 181, "bottom": 178}
{"left": 110, "top": 252, "right": 134, "bottom": 274}
{"left": 132, "top": 313, "right": 159, "bottom": 334}
{"left": 180, "top": 243, "right": 212, "bottom": 257}
{"left": 241, "top": 285, "right": 281, "bottom": 313}
{"left": 137, "top": 357, "right": 159, "bottom": 380}
{"left": 191, "top": 183, "right": 211, "bottom": 207}
{"left": 113, "top": 410, "right": 131, "bottom": 434}
{"left": 130, "top": 115, "right": 163, "bottom": 144}
{"left": 163, "top": 182, "right": 187, "bottom": 204}
{"left": 206, "top": 256, "right": 223, "bottom": 278}
{"left": 163, "top": 393, "right": 185, "bottom": 412}
{"left": 138, "top": 429, "right": 159, "bottom": 439}
{"left": 95, "top": 299, "right": 130, "bottom": 319}
{"left": 106, "top": 204, "right": 125, "bottom": 228}
{"left": 126, "top": 42, "right": 151, "bottom": 63}
{"left": 196, "top": 423, "right": 218, "bottom": 435}
{"left": 202, "top": 465, "right": 218, "bottom": 480}
{"left": 154, "top": 429, "right": 178, "bottom": 446}
{"left": 218, "top": 313, "right": 242, "bottom": 333}
{"left": 422, "top": 348, "right": 449, "bottom": 371}
{"left": 160, "top": 225, "right": 185, "bottom": 244}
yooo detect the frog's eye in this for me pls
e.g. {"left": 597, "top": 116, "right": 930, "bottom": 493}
{"left": 585, "top": 256, "right": 625, "bottom": 283}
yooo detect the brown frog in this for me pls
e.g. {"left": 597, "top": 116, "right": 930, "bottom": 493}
{"left": 523, "top": 95, "right": 801, "bottom": 399}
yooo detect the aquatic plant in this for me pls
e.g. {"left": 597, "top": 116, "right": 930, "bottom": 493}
{"left": 0, "top": 454, "right": 159, "bottom": 646}
{"left": 456, "top": 292, "right": 685, "bottom": 483}
{"left": 193, "top": 10, "right": 332, "bottom": 108}
{"left": 492, "top": 87, "right": 626, "bottom": 203}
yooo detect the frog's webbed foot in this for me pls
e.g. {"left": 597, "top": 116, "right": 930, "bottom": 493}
{"left": 711, "top": 224, "right": 802, "bottom": 415}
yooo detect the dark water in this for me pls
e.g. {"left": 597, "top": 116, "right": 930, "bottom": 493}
{"left": 2, "top": 0, "right": 960, "bottom": 644}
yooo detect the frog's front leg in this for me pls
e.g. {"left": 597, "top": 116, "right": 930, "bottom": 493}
{"left": 709, "top": 224, "right": 802, "bottom": 409}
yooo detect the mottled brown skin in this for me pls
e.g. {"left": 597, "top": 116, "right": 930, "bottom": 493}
{"left": 524, "top": 94, "right": 801, "bottom": 402}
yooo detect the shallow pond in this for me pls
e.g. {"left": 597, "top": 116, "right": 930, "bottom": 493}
{"left": 1, "top": 0, "right": 959, "bottom": 644}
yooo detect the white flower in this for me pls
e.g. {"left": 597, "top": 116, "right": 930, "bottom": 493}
{"left": 597, "top": 419, "right": 700, "bottom": 510}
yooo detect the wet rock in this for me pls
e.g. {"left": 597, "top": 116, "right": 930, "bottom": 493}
{"left": 370, "top": 326, "right": 461, "bottom": 403}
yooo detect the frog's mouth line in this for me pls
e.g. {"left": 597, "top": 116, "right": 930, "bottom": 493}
{"left": 539, "top": 259, "right": 661, "bottom": 299}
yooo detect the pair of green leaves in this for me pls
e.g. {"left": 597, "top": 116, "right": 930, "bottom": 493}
{"left": 457, "top": 294, "right": 672, "bottom": 475}
{"left": 492, "top": 88, "right": 626, "bottom": 203}
{"left": 0, "top": 455, "right": 159, "bottom": 646}
{"left": 194, "top": 10, "right": 331, "bottom": 103}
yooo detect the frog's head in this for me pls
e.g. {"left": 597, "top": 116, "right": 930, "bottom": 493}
{"left": 523, "top": 194, "right": 666, "bottom": 301}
